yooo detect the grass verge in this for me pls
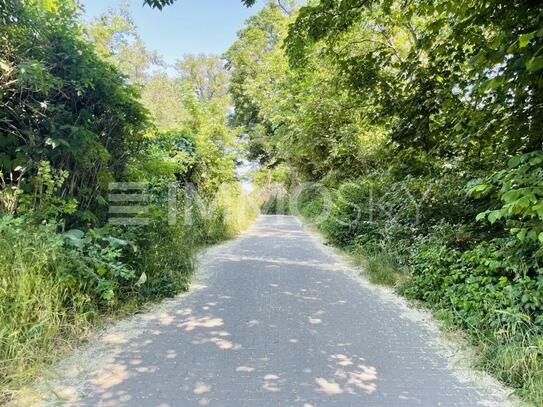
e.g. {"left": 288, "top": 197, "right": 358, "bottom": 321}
{"left": 300, "top": 213, "right": 540, "bottom": 406}
{"left": 0, "top": 188, "right": 258, "bottom": 402}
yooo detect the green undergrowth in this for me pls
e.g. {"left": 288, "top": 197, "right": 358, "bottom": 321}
{"left": 296, "top": 174, "right": 543, "bottom": 406}
{"left": 0, "top": 1, "right": 258, "bottom": 400}
{"left": 0, "top": 188, "right": 257, "bottom": 400}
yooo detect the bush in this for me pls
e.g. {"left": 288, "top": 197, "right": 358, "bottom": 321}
{"left": 0, "top": 2, "right": 149, "bottom": 224}
{"left": 260, "top": 195, "right": 290, "bottom": 215}
{"left": 406, "top": 236, "right": 543, "bottom": 334}
{"left": 0, "top": 183, "right": 257, "bottom": 396}
{"left": 292, "top": 153, "right": 543, "bottom": 402}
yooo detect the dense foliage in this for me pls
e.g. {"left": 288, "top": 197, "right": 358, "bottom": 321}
{"left": 143, "top": 0, "right": 258, "bottom": 10}
{"left": 2, "top": 0, "right": 542, "bottom": 403}
{"left": 227, "top": 0, "right": 543, "bottom": 403}
{"left": 0, "top": 0, "right": 149, "bottom": 225}
{"left": 0, "top": 0, "right": 256, "bottom": 396}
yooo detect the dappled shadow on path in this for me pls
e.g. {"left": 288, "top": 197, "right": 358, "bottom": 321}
{"left": 70, "top": 288, "right": 383, "bottom": 407}
{"left": 47, "top": 216, "right": 483, "bottom": 406}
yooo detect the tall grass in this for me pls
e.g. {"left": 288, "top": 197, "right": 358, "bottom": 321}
{"left": 474, "top": 319, "right": 543, "bottom": 405}
{"left": 297, "top": 187, "right": 543, "bottom": 405}
{"left": 351, "top": 245, "right": 402, "bottom": 286}
{"left": 0, "top": 221, "right": 93, "bottom": 392}
{"left": 216, "top": 183, "right": 259, "bottom": 236}
{"left": 0, "top": 185, "right": 258, "bottom": 400}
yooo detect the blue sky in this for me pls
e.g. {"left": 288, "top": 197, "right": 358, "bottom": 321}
{"left": 79, "top": 0, "right": 265, "bottom": 65}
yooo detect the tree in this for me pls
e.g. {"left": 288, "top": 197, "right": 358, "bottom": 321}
{"left": 174, "top": 54, "right": 236, "bottom": 194}
{"left": 144, "top": 0, "right": 258, "bottom": 10}
{"left": 87, "top": 3, "right": 163, "bottom": 85}
{"left": 177, "top": 54, "right": 229, "bottom": 105}
{"left": 140, "top": 72, "right": 188, "bottom": 130}
{"left": 224, "top": 2, "right": 290, "bottom": 165}
{"left": 0, "top": 0, "right": 150, "bottom": 223}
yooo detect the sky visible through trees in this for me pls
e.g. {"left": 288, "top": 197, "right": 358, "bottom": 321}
{"left": 1, "top": 0, "right": 542, "bottom": 404}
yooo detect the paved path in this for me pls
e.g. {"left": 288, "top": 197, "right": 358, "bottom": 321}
{"left": 44, "top": 216, "right": 512, "bottom": 406}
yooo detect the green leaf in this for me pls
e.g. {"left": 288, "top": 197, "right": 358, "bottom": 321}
{"left": 482, "top": 76, "right": 504, "bottom": 91}
{"left": 539, "top": 232, "right": 543, "bottom": 244}
{"left": 469, "top": 183, "right": 489, "bottom": 194}
{"left": 526, "top": 56, "right": 543, "bottom": 72}
{"left": 101, "top": 289, "right": 115, "bottom": 300}
{"left": 533, "top": 202, "right": 543, "bottom": 219}
{"left": 501, "top": 190, "right": 521, "bottom": 204}
{"left": 519, "top": 32, "right": 535, "bottom": 48}
{"left": 64, "top": 229, "right": 85, "bottom": 248}
{"left": 508, "top": 154, "right": 525, "bottom": 168}
{"left": 487, "top": 210, "right": 502, "bottom": 224}
{"left": 106, "top": 236, "right": 130, "bottom": 247}
{"left": 475, "top": 212, "right": 487, "bottom": 221}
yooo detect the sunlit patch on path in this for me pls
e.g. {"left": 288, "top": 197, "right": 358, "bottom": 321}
{"left": 38, "top": 216, "right": 514, "bottom": 406}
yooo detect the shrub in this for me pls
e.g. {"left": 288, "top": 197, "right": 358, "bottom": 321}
{"left": 0, "top": 183, "right": 257, "bottom": 395}
{"left": 406, "top": 236, "right": 543, "bottom": 334}
{"left": 294, "top": 159, "right": 543, "bottom": 402}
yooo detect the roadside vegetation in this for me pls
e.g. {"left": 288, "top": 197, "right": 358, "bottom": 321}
{"left": 0, "top": 1, "right": 257, "bottom": 399}
{"left": 225, "top": 1, "right": 543, "bottom": 404}
{"left": 2, "top": 0, "right": 542, "bottom": 404}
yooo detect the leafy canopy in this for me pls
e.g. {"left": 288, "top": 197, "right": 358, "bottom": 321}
{"left": 143, "top": 0, "right": 257, "bottom": 10}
